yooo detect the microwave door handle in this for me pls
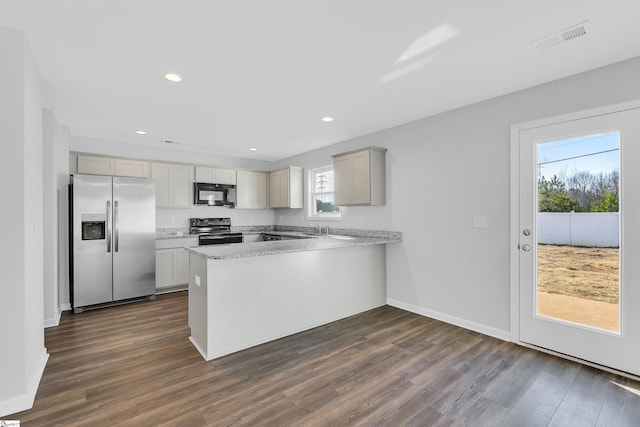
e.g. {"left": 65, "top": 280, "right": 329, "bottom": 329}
{"left": 106, "top": 200, "right": 112, "bottom": 253}
{"left": 114, "top": 200, "right": 119, "bottom": 252}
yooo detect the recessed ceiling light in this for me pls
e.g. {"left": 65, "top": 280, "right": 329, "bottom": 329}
{"left": 249, "top": 147, "right": 258, "bottom": 152}
{"left": 164, "top": 73, "right": 182, "bottom": 82}
{"left": 321, "top": 116, "right": 334, "bottom": 122}
{"left": 135, "top": 130, "right": 147, "bottom": 135}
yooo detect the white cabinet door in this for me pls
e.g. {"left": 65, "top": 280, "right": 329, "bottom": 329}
{"left": 155, "top": 249, "right": 176, "bottom": 289}
{"left": 151, "top": 163, "right": 193, "bottom": 208}
{"left": 175, "top": 248, "right": 190, "bottom": 285}
{"left": 333, "top": 147, "right": 386, "bottom": 206}
{"left": 156, "top": 246, "right": 191, "bottom": 289}
{"left": 288, "top": 166, "right": 303, "bottom": 209}
{"left": 237, "top": 171, "right": 268, "bottom": 209}
{"left": 215, "top": 168, "right": 237, "bottom": 185}
{"left": 114, "top": 159, "right": 150, "bottom": 178}
{"left": 236, "top": 170, "right": 252, "bottom": 208}
{"left": 351, "top": 150, "right": 371, "bottom": 204}
{"left": 78, "top": 155, "right": 151, "bottom": 178}
{"left": 151, "top": 163, "right": 172, "bottom": 208}
{"left": 269, "top": 169, "right": 288, "bottom": 208}
{"left": 268, "top": 166, "right": 303, "bottom": 208}
{"left": 195, "top": 166, "right": 237, "bottom": 185}
{"left": 171, "top": 164, "right": 194, "bottom": 208}
{"left": 77, "top": 155, "right": 115, "bottom": 176}
{"left": 333, "top": 155, "right": 352, "bottom": 205}
{"left": 195, "top": 166, "right": 216, "bottom": 183}
{"left": 252, "top": 172, "right": 268, "bottom": 209}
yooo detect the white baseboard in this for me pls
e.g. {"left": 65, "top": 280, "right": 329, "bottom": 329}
{"left": 0, "top": 349, "right": 49, "bottom": 418}
{"left": 60, "top": 302, "right": 71, "bottom": 311}
{"left": 44, "top": 309, "right": 62, "bottom": 328}
{"left": 188, "top": 336, "right": 208, "bottom": 360}
{"left": 387, "top": 298, "right": 512, "bottom": 342}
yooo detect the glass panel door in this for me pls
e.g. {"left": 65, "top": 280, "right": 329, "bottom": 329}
{"left": 536, "top": 132, "right": 620, "bottom": 332}
{"left": 517, "top": 106, "right": 640, "bottom": 376}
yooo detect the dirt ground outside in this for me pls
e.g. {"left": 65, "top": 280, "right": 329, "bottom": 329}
{"left": 537, "top": 244, "right": 619, "bottom": 331}
{"left": 537, "top": 244, "right": 619, "bottom": 304}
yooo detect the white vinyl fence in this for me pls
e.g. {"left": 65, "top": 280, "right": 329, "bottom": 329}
{"left": 538, "top": 212, "right": 619, "bottom": 248}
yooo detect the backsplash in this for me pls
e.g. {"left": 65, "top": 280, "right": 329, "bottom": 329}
{"left": 155, "top": 206, "right": 275, "bottom": 229}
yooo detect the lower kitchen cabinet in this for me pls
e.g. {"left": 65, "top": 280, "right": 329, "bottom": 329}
{"left": 156, "top": 237, "right": 198, "bottom": 291}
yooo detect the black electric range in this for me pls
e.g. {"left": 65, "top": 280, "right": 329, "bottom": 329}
{"left": 189, "top": 217, "right": 244, "bottom": 245}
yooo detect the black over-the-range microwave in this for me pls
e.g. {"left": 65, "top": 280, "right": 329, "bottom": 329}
{"left": 193, "top": 182, "right": 236, "bottom": 207}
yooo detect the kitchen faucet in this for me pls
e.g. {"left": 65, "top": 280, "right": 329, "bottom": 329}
{"left": 309, "top": 223, "right": 321, "bottom": 234}
{"left": 321, "top": 225, "right": 330, "bottom": 236}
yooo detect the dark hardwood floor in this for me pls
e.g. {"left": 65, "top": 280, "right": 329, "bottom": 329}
{"left": 10, "top": 291, "right": 640, "bottom": 426}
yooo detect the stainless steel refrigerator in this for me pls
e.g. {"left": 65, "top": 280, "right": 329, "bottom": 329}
{"left": 70, "top": 174, "right": 156, "bottom": 313}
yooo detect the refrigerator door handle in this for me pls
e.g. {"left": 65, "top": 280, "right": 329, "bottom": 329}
{"left": 114, "top": 200, "right": 119, "bottom": 252}
{"left": 106, "top": 200, "right": 112, "bottom": 253}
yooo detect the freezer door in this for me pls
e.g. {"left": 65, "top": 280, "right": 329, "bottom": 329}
{"left": 112, "top": 177, "right": 156, "bottom": 300}
{"left": 72, "top": 174, "right": 114, "bottom": 307}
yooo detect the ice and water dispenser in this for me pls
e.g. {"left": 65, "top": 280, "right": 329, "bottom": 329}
{"left": 81, "top": 213, "right": 106, "bottom": 240}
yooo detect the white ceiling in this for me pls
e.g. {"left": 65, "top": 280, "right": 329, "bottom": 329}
{"left": 2, "top": 1, "right": 640, "bottom": 161}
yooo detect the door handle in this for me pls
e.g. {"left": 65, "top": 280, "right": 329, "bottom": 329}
{"left": 522, "top": 244, "right": 531, "bottom": 252}
{"left": 114, "top": 200, "right": 119, "bottom": 253}
{"left": 106, "top": 200, "right": 111, "bottom": 253}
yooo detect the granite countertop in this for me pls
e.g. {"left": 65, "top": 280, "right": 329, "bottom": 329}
{"left": 186, "top": 233, "right": 401, "bottom": 260}
{"left": 156, "top": 228, "right": 192, "bottom": 239}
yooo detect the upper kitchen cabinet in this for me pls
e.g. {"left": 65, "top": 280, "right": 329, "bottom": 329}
{"left": 115, "top": 159, "right": 150, "bottom": 178}
{"left": 77, "top": 155, "right": 114, "bottom": 175}
{"left": 195, "top": 166, "right": 237, "bottom": 185}
{"left": 333, "top": 147, "right": 387, "bottom": 206}
{"left": 77, "top": 155, "right": 150, "bottom": 178}
{"left": 151, "top": 162, "right": 194, "bottom": 208}
{"left": 236, "top": 170, "right": 268, "bottom": 209}
{"left": 269, "top": 166, "right": 303, "bottom": 209}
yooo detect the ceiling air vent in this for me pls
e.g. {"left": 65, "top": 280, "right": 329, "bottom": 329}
{"left": 534, "top": 20, "right": 591, "bottom": 50}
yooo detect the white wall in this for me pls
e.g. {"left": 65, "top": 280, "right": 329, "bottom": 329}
{"left": 42, "top": 110, "right": 57, "bottom": 325}
{"left": 43, "top": 109, "right": 71, "bottom": 322}
{"left": 0, "top": 25, "right": 47, "bottom": 417}
{"left": 272, "top": 56, "right": 640, "bottom": 338}
{"left": 57, "top": 124, "right": 71, "bottom": 312}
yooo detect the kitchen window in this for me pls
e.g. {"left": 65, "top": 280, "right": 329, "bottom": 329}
{"left": 308, "top": 165, "right": 341, "bottom": 219}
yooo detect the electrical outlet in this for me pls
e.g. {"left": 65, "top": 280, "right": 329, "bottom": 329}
{"left": 473, "top": 216, "right": 487, "bottom": 229}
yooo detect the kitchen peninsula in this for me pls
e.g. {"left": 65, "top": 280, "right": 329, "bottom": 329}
{"left": 187, "top": 231, "right": 401, "bottom": 361}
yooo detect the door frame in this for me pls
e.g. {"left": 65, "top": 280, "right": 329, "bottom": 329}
{"left": 509, "top": 99, "right": 640, "bottom": 353}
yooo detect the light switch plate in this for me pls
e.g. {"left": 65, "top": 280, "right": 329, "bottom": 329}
{"left": 195, "top": 275, "right": 201, "bottom": 286}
